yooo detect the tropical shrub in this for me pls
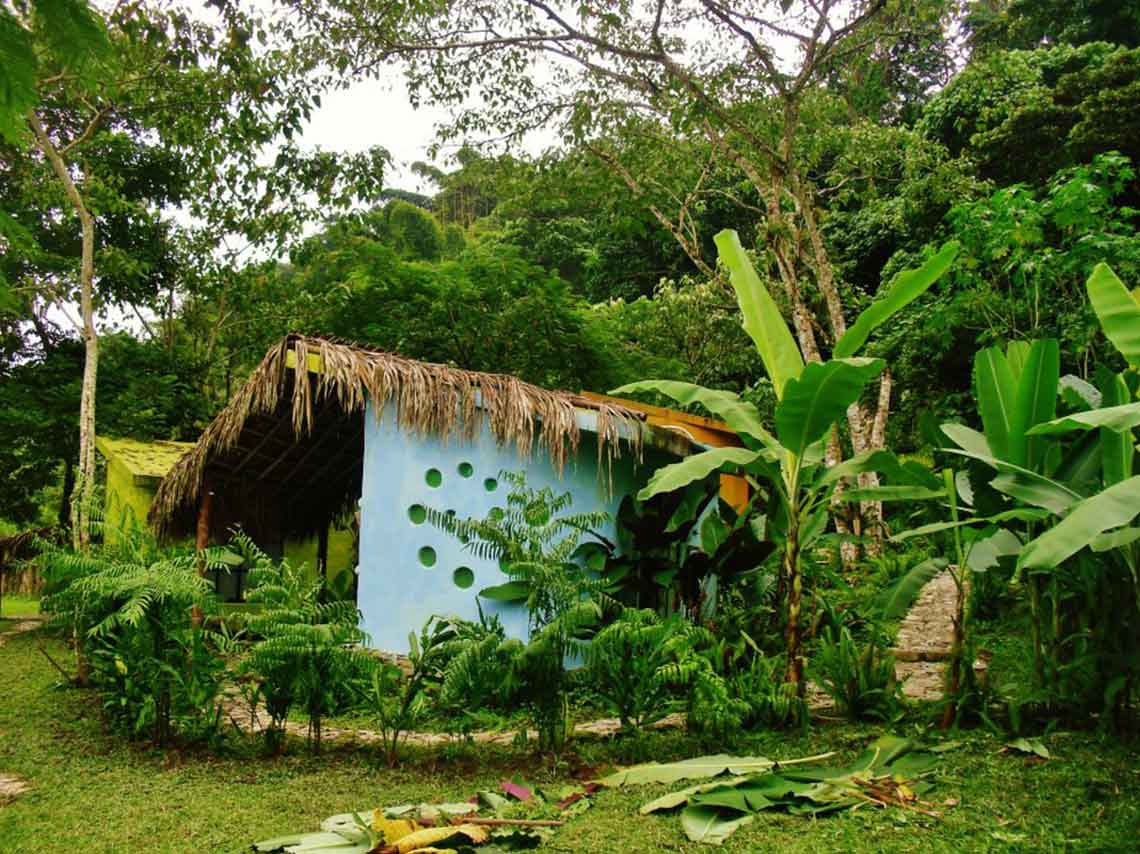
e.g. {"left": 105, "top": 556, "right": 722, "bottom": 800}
{"left": 585, "top": 482, "right": 773, "bottom": 620}
{"left": 367, "top": 613, "right": 494, "bottom": 765}
{"left": 585, "top": 608, "right": 721, "bottom": 733}
{"left": 427, "top": 472, "right": 609, "bottom": 751}
{"left": 236, "top": 534, "right": 368, "bottom": 753}
{"left": 813, "top": 626, "right": 901, "bottom": 722}
{"left": 727, "top": 650, "right": 806, "bottom": 730}
{"left": 893, "top": 263, "right": 1140, "bottom": 728}
{"left": 38, "top": 524, "right": 225, "bottom": 746}
{"left": 615, "top": 230, "right": 959, "bottom": 694}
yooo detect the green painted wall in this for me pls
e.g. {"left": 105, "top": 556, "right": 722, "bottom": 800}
{"left": 103, "top": 457, "right": 158, "bottom": 543}
{"left": 283, "top": 528, "right": 356, "bottom": 583}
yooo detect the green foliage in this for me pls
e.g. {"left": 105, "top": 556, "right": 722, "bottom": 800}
{"left": 634, "top": 736, "right": 940, "bottom": 845}
{"left": 585, "top": 609, "right": 722, "bottom": 733}
{"left": 813, "top": 627, "right": 902, "bottom": 723}
{"left": 235, "top": 533, "right": 368, "bottom": 754}
{"left": 427, "top": 472, "right": 609, "bottom": 752}
{"left": 619, "top": 230, "right": 954, "bottom": 692}
{"left": 593, "top": 483, "right": 774, "bottom": 618}
{"left": 38, "top": 519, "right": 223, "bottom": 746}
{"left": 0, "top": 0, "right": 108, "bottom": 144}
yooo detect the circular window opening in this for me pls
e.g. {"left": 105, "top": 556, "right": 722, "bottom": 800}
{"left": 483, "top": 477, "right": 498, "bottom": 492}
{"left": 453, "top": 567, "right": 474, "bottom": 589}
{"left": 458, "top": 462, "right": 474, "bottom": 478}
{"left": 418, "top": 546, "right": 437, "bottom": 568}
{"left": 407, "top": 504, "right": 427, "bottom": 524}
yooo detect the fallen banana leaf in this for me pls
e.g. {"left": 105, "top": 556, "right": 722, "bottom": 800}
{"left": 680, "top": 805, "right": 755, "bottom": 845}
{"left": 641, "top": 779, "right": 752, "bottom": 815}
{"left": 253, "top": 835, "right": 308, "bottom": 852}
{"left": 268, "top": 831, "right": 372, "bottom": 853}
{"left": 381, "top": 823, "right": 490, "bottom": 854}
{"left": 638, "top": 736, "right": 943, "bottom": 844}
{"left": 598, "top": 750, "right": 833, "bottom": 787}
{"left": 319, "top": 812, "right": 372, "bottom": 842}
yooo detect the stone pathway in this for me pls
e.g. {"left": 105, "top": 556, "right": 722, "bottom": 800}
{"left": 890, "top": 569, "right": 986, "bottom": 701}
{"left": 0, "top": 618, "right": 42, "bottom": 648}
{"left": 219, "top": 687, "right": 686, "bottom": 746}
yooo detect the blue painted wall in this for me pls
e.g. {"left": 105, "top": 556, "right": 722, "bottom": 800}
{"left": 356, "top": 401, "right": 650, "bottom": 652}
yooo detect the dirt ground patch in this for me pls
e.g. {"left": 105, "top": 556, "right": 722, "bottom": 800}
{"left": 0, "top": 773, "right": 30, "bottom": 805}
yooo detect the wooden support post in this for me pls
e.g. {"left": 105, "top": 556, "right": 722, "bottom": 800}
{"left": 192, "top": 482, "right": 213, "bottom": 627}
{"left": 317, "top": 519, "right": 329, "bottom": 581}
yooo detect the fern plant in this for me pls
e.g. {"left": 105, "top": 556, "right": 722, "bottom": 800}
{"left": 233, "top": 533, "right": 367, "bottom": 754}
{"left": 586, "top": 608, "right": 727, "bottom": 733}
{"left": 366, "top": 613, "right": 494, "bottom": 765}
{"left": 38, "top": 522, "right": 224, "bottom": 746}
{"left": 727, "top": 650, "right": 807, "bottom": 731}
{"left": 813, "top": 626, "right": 902, "bottom": 722}
{"left": 427, "top": 472, "right": 610, "bottom": 752}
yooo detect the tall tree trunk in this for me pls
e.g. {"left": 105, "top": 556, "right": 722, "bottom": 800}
{"left": 28, "top": 111, "right": 98, "bottom": 551}
{"left": 58, "top": 457, "right": 75, "bottom": 530}
{"left": 861, "top": 369, "right": 893, "bottom": 556}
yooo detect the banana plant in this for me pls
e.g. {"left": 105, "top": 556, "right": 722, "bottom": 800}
{"left": 933, "top": 263, "right": 1140, "bottom": 718}
{"left": 613, "top": 230, "right": 958, "bottom": 690}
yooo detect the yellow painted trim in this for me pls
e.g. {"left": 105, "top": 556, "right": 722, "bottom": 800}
{"left": 284, "top": 349, "right": 325, "bottom": 374}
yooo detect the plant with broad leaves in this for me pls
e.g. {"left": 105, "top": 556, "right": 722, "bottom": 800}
{"left": 812, "top": 626, "right": 902, "bottom": 723}
{"left": 893, "top": 263, "right": 1140, "bottom": 726}
{"left": 615, "top": 229, "right": 958, "bottom": 693}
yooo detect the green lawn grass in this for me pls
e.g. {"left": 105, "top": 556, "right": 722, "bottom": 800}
{"left": 0, "top": 594, "right": 39, "bottom": 623}
{"left": 2, "top": 628, "right": 1139, "bottom": 853}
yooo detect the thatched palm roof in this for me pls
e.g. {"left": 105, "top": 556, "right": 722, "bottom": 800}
{"left": 149, "top": 335, "right": 649, "bottom": 544}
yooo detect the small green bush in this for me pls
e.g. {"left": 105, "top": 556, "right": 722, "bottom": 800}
{"left": 813, "top": 626, "right": 902, "bottom": 722}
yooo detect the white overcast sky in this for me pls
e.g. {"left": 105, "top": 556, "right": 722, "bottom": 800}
{"left": 300, "top": 70, "right": 464, "bottom": 192}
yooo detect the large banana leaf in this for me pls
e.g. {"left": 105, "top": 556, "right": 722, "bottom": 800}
{"left": 637, "top": 447, "right": 765, "bottom": 501}
{"left": 833, "top": 241, "right": 959, "bottom": 358}
{"left": 990, "top": 472, "right": 1079, "bottom": 515}
{"left": 876, "top": 557, "right": 949, "bottom": 619}
{"left": 940, "top": 423, "right": 992, "bottom": 457}
{"left": 1027, "top": 401, "right": 1140, "bottom": 435}
{"left": 774, "top": 358, "right": 884, "bottom": 458}
{"left": 714, "top": 229, "right": 804, "bottom": 399}
{"left": 965, "top": 528, "right": 1022, "bottom": 572}
{"left": 833, "top": 485, "right": 946, "bottom": 502}
{"left": 598, "top": 753, "right": 777, "bottom": 787}
{"left": 1051, "top": 430, "right": 1102, "bottom": 489}
{"left": 891, "top": 508, "right": 1051, "bottom": 541}
{"left": 1091, "top": 527, "right": 1140, "bottom": 552}
{"left": 973, "top": 346, "right": 1017, "bottom": 461}
{"left": 1005, "top": 340, "right": 1031, "bottom": 382}
{"left": 680, "top": 806, "right": 755, "bottom": 845}
{"left": 813, "top": 447, "right": 941, "bottom": 492}
{"left": 610, "top": 379, "right": 778, "bottom": 451}
{"left": 1059, "top": 374, "right": 1101, "bottom": 410}
{"left": 1008, "top": 339, "right": 1059, "bottom": 468}
{"left": 1099, "top": 369, "right": 1134, "bottom": 486}
{"left": 942, "top": 447, "right": 1082, "bottom": 509}
{"left": 1020, "top": 475, "right": 1140, "bottom": 570}
{"left": 1087, "top": 263, "right": 1140, "bottom": 366}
